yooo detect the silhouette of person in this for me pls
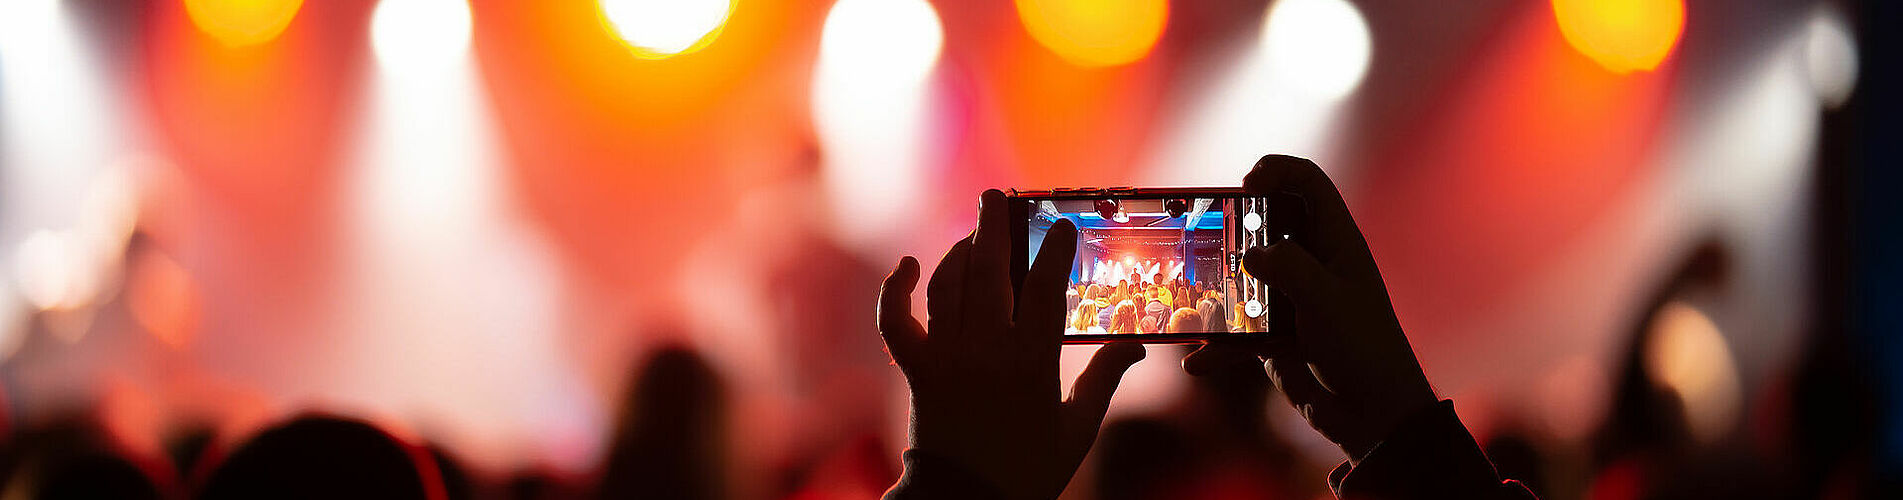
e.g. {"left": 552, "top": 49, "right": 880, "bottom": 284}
{"left": 877, "top": 155, "right": 1534, "bottom": 499}
{"left": 597, "top": 344, "right": 727, "bottom": 500}
{"left": 197, "top": 415, "right": 443, "bottom": 500}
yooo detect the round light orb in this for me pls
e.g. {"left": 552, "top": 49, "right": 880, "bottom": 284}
{"left": 1552, "top": 0, "right": 1684, "bottom": 74}
{"left": 1643, "top": 301, "right": 1741, "bottom": 445}
{"left": 184, "top": 0, "right": 304, "bottom": 47}
{"left": 1244, "top": 299, "right": 1263, "bottom": 318}
{"left": 1260, "top": 0, "right": 1372, "bottom": 100}
{"left": 370, "top": 0, "right": 473, "bottom": 72}
{"left": 598, "top": 0, "right": 734, "bottom": 60}
{"left": 1015, "top": 0, "right": 1168, "bottom": 67}
{"left": 1804, "top": 8, "right": 1858, "bottom": 109}
{"left": 1241, "top": 211, "right": 1264, "bottom": 232}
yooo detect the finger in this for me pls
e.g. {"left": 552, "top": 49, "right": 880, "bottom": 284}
{"left": 1063, "top": 343, "right": 1147, "bottom": 432}
{"left": 1182, "top": 339, "right": 1276, "bottom": 376}
{"left": 1242, "top": 243, "right": 1331, "bottom": 306}
{"left": 926, "top": 236, "right": 974, "bottom": 339}
{"left": 878, "top": 256, "right": 927, "bottom": 364}
{"left": 964, "top": 189, "right": 1015, "bottom": 335}
{"left": 1264, "top": 356, "right": 1331, "bottom": 414}
{"left": 1241, "top": 155, "right": 1366, "bottom": 257}
{"left": 1017, "top": 218, "right": 1076, "bottom": 343}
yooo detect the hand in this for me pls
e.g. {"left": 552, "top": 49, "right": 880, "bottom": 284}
{"left": 1184, "top": 155, "right": 1437, "bottom": 463}
{"left": 879, "top": 190, "right": 1146, "bottom": 499}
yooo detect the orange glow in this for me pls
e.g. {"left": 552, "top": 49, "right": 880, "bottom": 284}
{"left": 183, "top": 0, "right": 304, "bottom": 47}
{"left": 1643, "top": 301, "right": 1741, "bottom": 445}
{"left": 127, "top": 250, "right": 200, "bottom": 349}
{"left": 1551, "top": 0, "right": 1684, "bottom": 74}
{"left": 1014, "top": 0, "right": 1168, "bottom": 67}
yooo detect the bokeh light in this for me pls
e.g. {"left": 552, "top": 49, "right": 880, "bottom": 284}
{"left": 127, "top": 249, "right": 201, "bottom": 349}
{"left": 14, "top": 229, "right": 90, "bottom": 311}
{"left": 1261, "top": 0, "right": 1372, "bottom": 100}
{"left": 1015, "top": 0, "right": 1168, "bottom": 67}
{"left": 1804, "top": 7, "right": 1858, "bottom": 109}
{"left": 597, "top": 0, "right": 734, "bottom": 60}
{"left": 371, "top": 0, "right": 472, "bottom": 73}
{"left": 813, "top": 0, "right": 944, "bottom": 251}
{"left": 183, "top": 0, "right": 305, "bottom": 47}
{"left": 1551, "top": 0, "right": 1683, "bottom": 74}
{"left": 1643, "top": 301, "right": 1742, "bottom": 446}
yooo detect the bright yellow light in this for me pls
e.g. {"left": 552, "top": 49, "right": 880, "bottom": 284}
{"left": 1552, "top": 0, "right": 1683, "bottom": 74}
{"left": 183, "top": 0, "right": 304, "bottom": 47}
{"left": 597, "top": 0, "right": 734, "bottom": 60}
{"left": 1015, "top": 0, "right": 1168, "bottom": 67}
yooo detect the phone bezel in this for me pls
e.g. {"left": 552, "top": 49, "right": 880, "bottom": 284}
{"left": 1006, "top": 187, "right": 1291, "bottom": 345}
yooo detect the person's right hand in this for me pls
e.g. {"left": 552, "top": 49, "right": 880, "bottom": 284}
{"left": 1184, "top": 155, "right": 1438, "bottom": 464}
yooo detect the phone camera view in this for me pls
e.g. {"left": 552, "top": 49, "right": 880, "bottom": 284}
{"left": 1026, "top": 195, "right": 1275, "bottom": 339}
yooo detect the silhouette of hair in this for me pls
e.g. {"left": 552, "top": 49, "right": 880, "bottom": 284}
{"left": 427, "top": 445, "right": 475, "bottom": 500}
{"left": 1166, "top": 308, "right": 1202, "bottom": 333}
{"left": 598, "top": 344, "right": 727, "bottom": 500}
{"left": 30, "top": 451, "right": 166, "bottom": 500}
{"left": 197, "top": 415, "right": 442, "bottom": 500}
{"left": 1111, "top": 301, "right": 1140, "bottom": 334}
{"left": 1071, "top": 301, "right": 1101, "bottom": 331}
{"left": 0, "top": 416, "right": 169, "bottom": 500}
{"left": 1196, "top": 298, "right": 1226, "bottom": 333}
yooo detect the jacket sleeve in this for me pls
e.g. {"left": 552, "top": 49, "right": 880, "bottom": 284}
{"left": 1327, "top": 400, "right": 1538, "bottom": 500}
{"left": 883, "top": 449, "right": 1008, "bottom": 500}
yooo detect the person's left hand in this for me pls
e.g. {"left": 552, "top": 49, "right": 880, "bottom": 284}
{"left": 879, "top": 190, "right": 1147, "bottom": 499}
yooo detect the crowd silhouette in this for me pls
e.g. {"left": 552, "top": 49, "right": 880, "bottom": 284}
{"left": 0, "top": 155, "right": 1888, "bottom": 499}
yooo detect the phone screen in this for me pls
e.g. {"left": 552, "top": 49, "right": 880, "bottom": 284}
{"left": 1017, "top": 192, "right": 1280, "bottom": 343}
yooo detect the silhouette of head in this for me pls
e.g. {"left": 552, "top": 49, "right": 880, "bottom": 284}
{"left": 1166, "top": 308, "right": 1202, "bottom": 333}
{"left": 598, "top": 344, "right": 727, "bottom": 500}
{"left": 197, "top": 415, "right": 441, "bottom": 500}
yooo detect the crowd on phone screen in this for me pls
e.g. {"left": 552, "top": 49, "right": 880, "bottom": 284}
{"left": 1066, "top": 273, "right": 1261, "bottom": 335}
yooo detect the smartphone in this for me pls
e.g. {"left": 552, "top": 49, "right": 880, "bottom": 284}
{"left": 1007, "top": 187, "right": 1306, "bottom": 344}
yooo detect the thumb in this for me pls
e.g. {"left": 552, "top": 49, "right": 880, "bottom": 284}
{"left": 878, "top": 256, "right": 927, "bottom": 364}
{"left": 1062, "top": 343, "right": 1146, "bottom": 444}
{"left": 1243, "top": 243, "right": 1332, "bottom": 306}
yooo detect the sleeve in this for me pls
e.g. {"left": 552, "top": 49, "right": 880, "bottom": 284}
{"left": 883, "top": 449, "right": 1008, "bottom": 500}
{"left": 1326, "top": 400, "right": 1538, "bottom": 500}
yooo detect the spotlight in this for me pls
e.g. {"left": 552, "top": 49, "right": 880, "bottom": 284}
{"left": 1164, "top": 198, "right": 1188, "bottom": 218}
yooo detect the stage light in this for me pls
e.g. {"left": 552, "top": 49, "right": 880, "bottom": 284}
{"left": 1261, "top": 0, "right": 1371, "bottom": 100}
{"left": 371, "top": 0, "right": 472, "bottom": 73}
{"left": 597, "top": 0, "right": 733, "bottom": 59}
{"left": 1015, "top": 0, "right": 1168, "bottom": 67}
{"left": 813, "top": 0, "right": 944, "bottom": 251}
{"left": 1552, "top": 0, "right": 1683, "bottom": 74}
{"left": 184, "top": 0, "right": 304, "bottom": 47}
{"left": 351, "top": 0, "right": 581, "bottom": 468}
{"left": 1164, "top": 199, "right": 1188, "bottom": 218}
{"left": 1804, "top": 7, "right": 1858, "bottom": 109}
